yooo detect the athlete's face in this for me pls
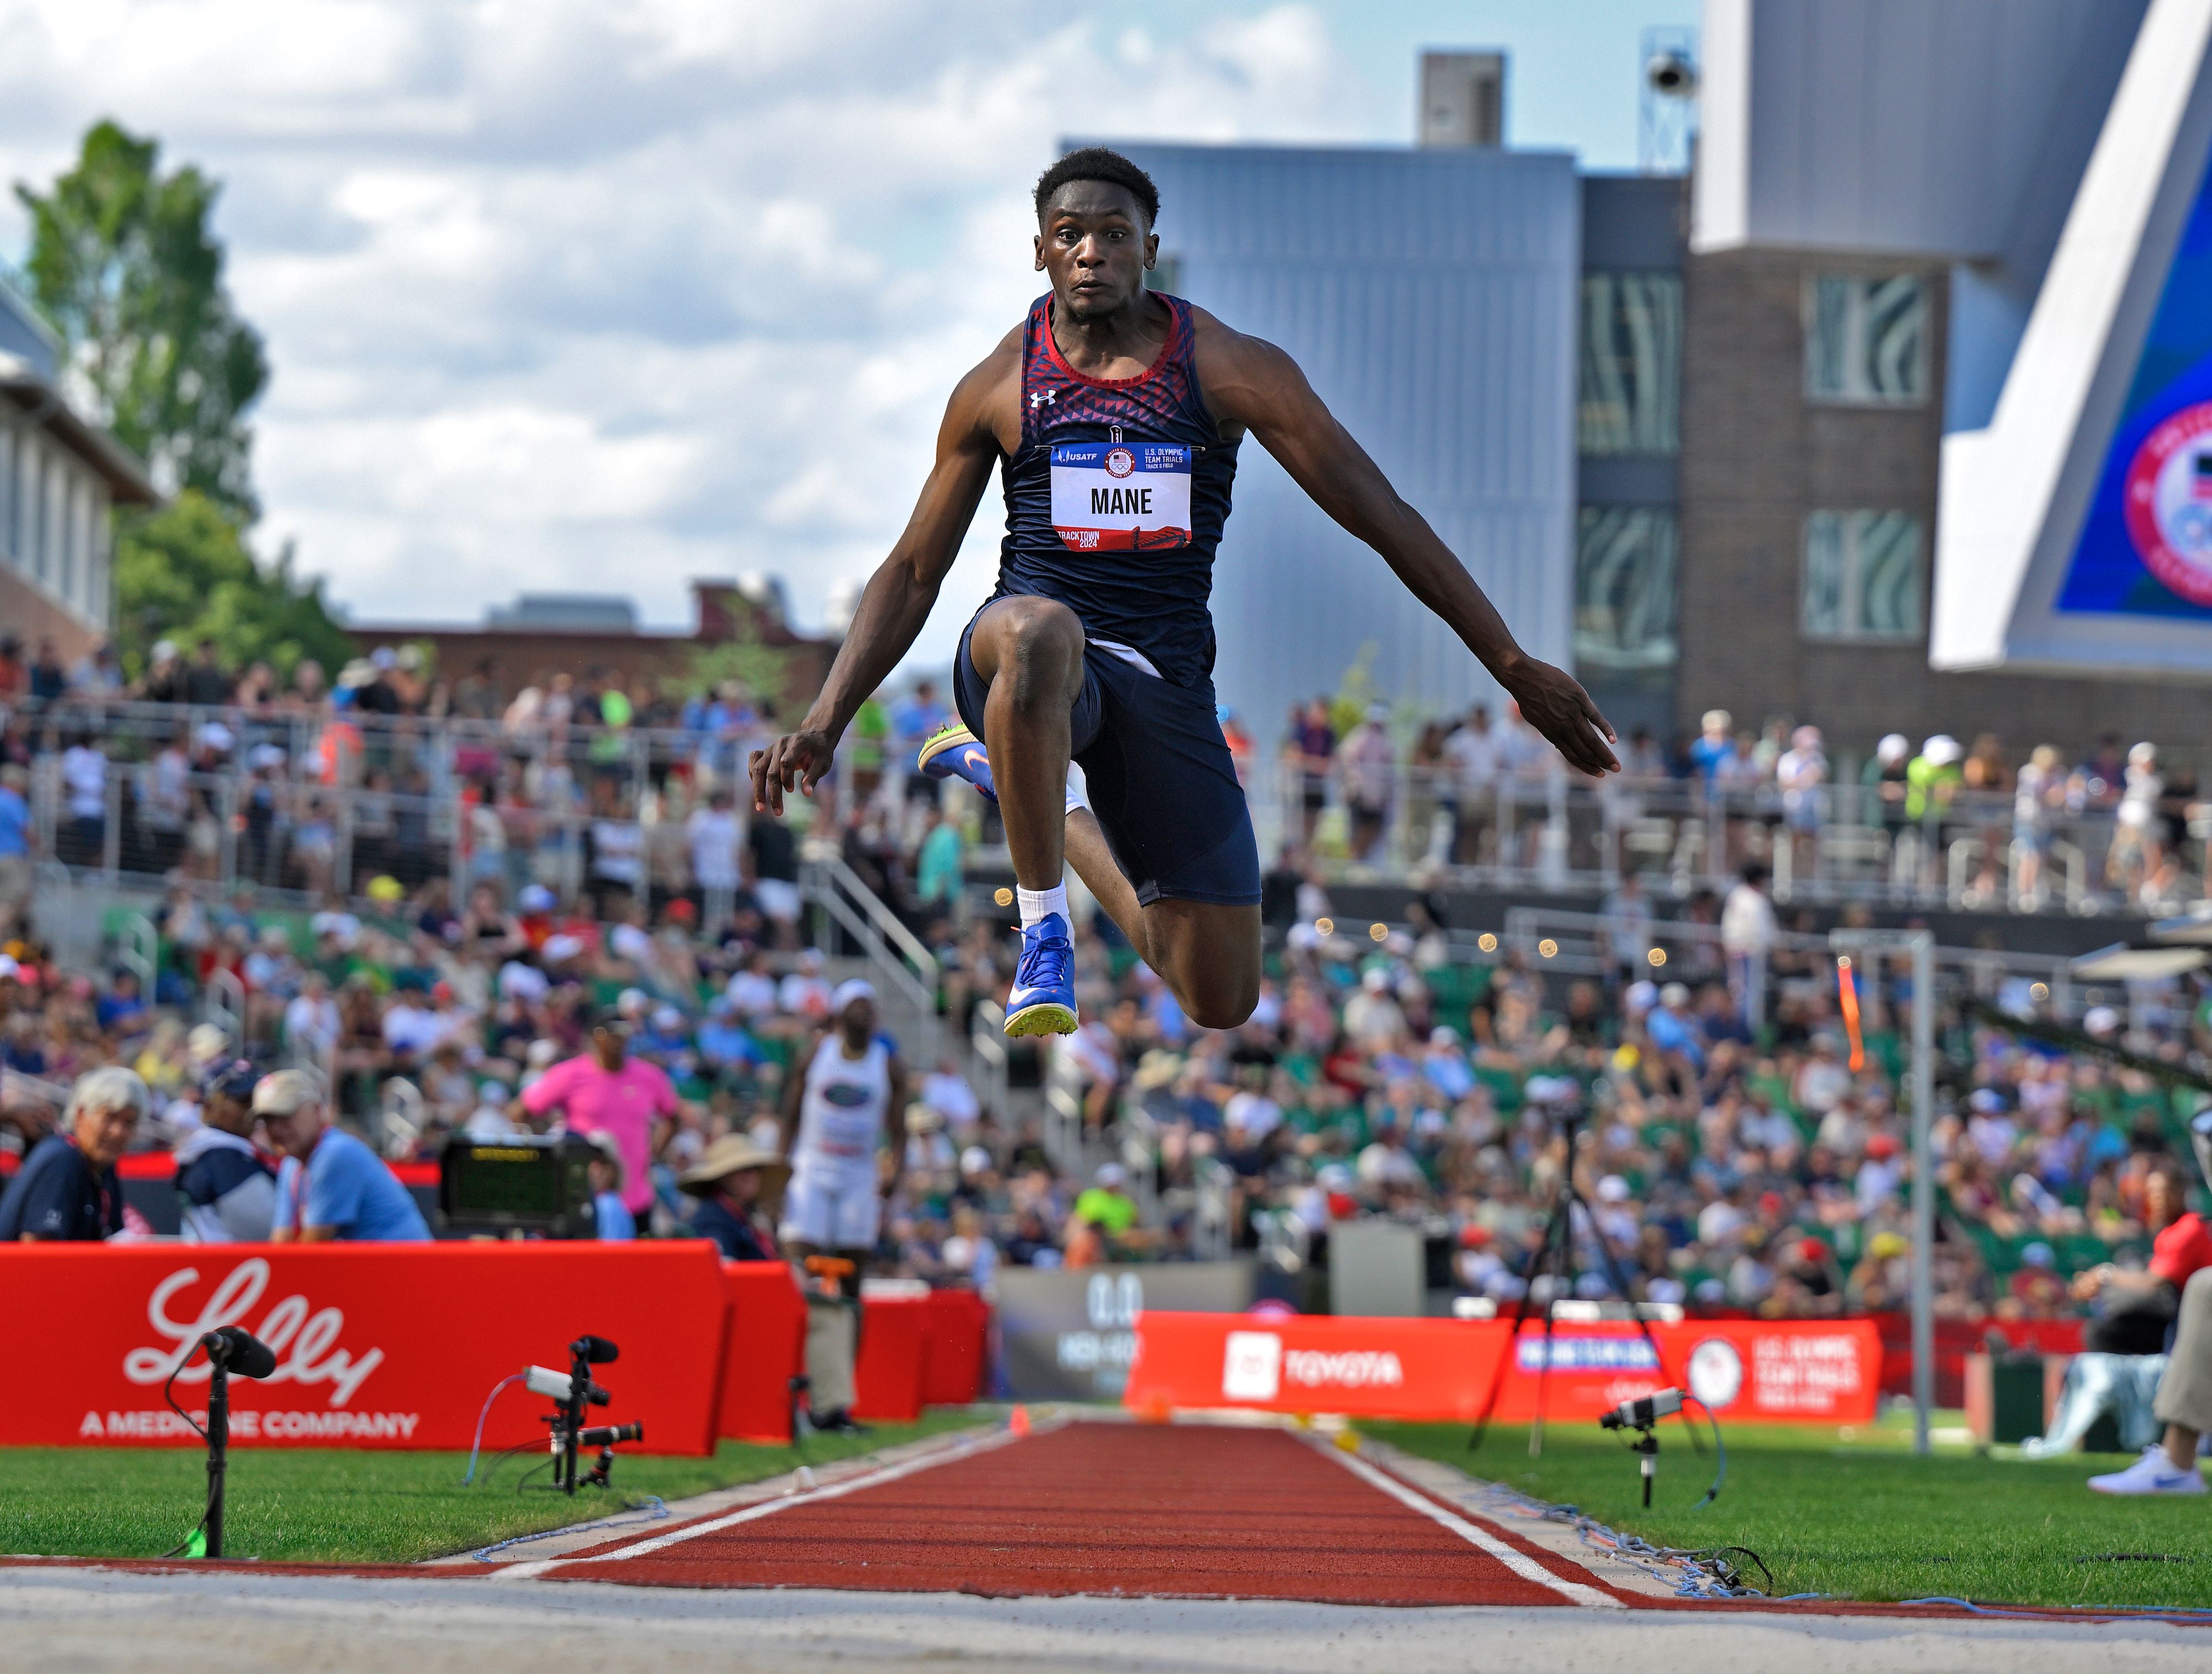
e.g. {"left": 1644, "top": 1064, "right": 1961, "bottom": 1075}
{"left": 1035, "top": 185, "right": 1157, "bottom": 321}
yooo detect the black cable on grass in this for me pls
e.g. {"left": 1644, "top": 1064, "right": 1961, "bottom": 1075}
{"left": 2072, "top": 1552, "right": 2197, "bottom": 1563}
{"left": 471, "top": 1440, "right": 538, "bottom": 1490}
{"left": 1665, "top": 1545, "right": 1775, "bottom": 1592}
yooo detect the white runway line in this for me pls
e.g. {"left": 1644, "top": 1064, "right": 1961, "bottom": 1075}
{"left": 491, "top": 1423, "right": 1032, "bottom": 1581}
{"left": 1319, "top": 1441, "right": 1623, "bottom": 1609}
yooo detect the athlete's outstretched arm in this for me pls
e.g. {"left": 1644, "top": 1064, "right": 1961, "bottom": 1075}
{"left": 750, "top": 345, "right": 1013, "bottom": 813}
{"left": 1196, "top": 321, "right": 1619, "bottom": 776}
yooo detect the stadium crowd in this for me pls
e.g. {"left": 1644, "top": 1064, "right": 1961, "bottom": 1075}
{"left": 1281, "top": 696, "right": 2209, "bottom": 912}
{"left": 1, "top": 641, "right": 2206, "bottom": 1324}
{"left": 1, "top": 770, "right": 2206, "bottom": 1335}
{"left": 3, "top": 633, "right": 2210, "bottom": 919}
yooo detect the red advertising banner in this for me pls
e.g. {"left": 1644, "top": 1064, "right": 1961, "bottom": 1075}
{"left": 719, "top": 1261, "right": 806, "bottom": 1444}
{"left": 714, "top": 1271, "right": 993, "bottom": 1440}
{"left": 1126, "top": 1314, "right": 1882, "bottom": 1426}
{"left": 0, "top": 1243, "right": 731, "bottom": 1453}
{"left": 919, "top": 1289, "right": 991, "bottom": 1408}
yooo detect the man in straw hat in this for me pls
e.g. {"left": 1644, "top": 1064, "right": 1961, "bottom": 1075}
{"left": 679, "top": 1133, "right": 789, "bottom": 1263}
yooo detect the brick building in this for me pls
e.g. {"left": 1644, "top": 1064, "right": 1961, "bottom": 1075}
{"left": 1675, "top": 248, "right": 2212, "bottom": 760}
{"left": 1614, "top": 0, "right": 2212, "bottom": 767}
{"left": 348, "top": 578, "right": 840, "bottom": 719}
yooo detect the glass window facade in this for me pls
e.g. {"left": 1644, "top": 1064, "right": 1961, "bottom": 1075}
{"left": 1575, "top": 506, "right": 1678, "bottom": 669}
{"left": 1579, "top": 273, "right": 1681, "bottom": 454}
{"left": 1802, "top": 509, "right": 1925, "bottom": 641}
{"left": 1804, "top": 274, "right": 1928, "bottom": 404}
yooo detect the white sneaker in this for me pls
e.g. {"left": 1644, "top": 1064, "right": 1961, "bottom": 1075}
{"left": 2087, "top": 1447, "right": 2208, "bottom": 1495}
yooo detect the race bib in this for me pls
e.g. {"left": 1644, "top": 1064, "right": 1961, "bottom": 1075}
{"left": 1050, "top": 442, "right": 1193, "bottom": 552}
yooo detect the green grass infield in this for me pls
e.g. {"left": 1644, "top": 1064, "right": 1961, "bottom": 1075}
{"left": 1366, "top": 1411, "right": 2212, "bottom": 1612}
{"left": 1, "top": 1410, "right": 984, "bottom": 1566}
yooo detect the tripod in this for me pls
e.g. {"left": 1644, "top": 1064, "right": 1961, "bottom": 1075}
{"left": 1466, "top": 1103, "right": 1693, "bottom": 1458}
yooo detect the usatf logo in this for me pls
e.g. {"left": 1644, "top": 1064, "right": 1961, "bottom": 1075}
{"left": 2124, "top": 401, "right": 2212, "bottom": 606}
{"left": 1104, "top": 447, "right": 1135, "bottom": 478}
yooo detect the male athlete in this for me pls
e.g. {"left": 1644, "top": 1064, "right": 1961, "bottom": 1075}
{"left": 752, "top": 148, "right": 1616, "bottom": 1038}
{"left": 778, "top": 978, "right": 906, "bottom": 1432}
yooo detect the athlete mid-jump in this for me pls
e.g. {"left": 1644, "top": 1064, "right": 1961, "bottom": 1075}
{"left": 751, "top": 148, "right": 1617, "bottom": 1038}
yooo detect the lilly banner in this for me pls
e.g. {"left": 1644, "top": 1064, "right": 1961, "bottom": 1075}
{"left": 1124, "top": 1313, "right": 1882, "bottom": 1426}
{"left": 0, "top": 1243, "right": 731, "bottom": 1452}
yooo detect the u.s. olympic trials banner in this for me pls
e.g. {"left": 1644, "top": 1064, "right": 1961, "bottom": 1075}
{"left": 2058, "top": 129, "right": 2212, "bottom": 617}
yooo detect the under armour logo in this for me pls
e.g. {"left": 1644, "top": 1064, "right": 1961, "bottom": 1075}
{"left": 1030, "top": 388, "right": 1058, "bottom": 409}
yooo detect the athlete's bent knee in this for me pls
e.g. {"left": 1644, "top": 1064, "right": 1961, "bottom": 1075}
{"left": 992, "top": 599, "right": 1084, "bottom": 708}
{"left": 1181, "top": 977, "right": 1260, "bottom": 1033}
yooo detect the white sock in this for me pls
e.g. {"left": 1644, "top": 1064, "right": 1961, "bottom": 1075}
{"left": 1018, "top": 882, "right": 1070, "bottom": 931}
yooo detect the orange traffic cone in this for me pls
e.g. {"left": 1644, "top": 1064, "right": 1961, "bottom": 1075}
{"left": 1009, "top": 1404, "right": 1032, "bottom": 1437}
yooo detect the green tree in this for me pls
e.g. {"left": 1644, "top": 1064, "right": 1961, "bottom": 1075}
{"left": 15, "top": 119, "right": 267, "bottom": 514}
{"left": 113, "top": 491, "right": 353, "bottom": 681}
{"left": 686, "top": 624, "right": 795, "bottom": 712}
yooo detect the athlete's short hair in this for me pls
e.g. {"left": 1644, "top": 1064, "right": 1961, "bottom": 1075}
{"left": 1034, "top": 148, "right": 1160, "bottom": 228}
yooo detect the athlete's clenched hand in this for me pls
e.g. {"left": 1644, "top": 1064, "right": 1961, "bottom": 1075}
{"left": 750, "top": 730, "right": 837, "bottom": 815}
{"left": 1501, "top": 658, "right": 1620, "bottom": 777}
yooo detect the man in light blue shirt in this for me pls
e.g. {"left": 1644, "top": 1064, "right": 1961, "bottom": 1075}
{"left": 585, "top": 1131, "right": 637, "bottom": 1240}
{"left": 256, "top": 1069, "right": 431, "bottom": 1243}
{"left": 0, "top": 765, "right": 31, "bottom": 936}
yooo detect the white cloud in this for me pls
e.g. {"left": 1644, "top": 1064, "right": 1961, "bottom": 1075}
{"left": 0, "top": 0, "right": 1378, "bottom": 668}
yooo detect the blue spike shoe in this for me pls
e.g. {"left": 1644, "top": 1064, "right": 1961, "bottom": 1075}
{"left": 1004, "top": 912, "right": 1077, "bottom": 1037}
{"left": 917, "top": 723, "right": 997, "bottom": 802}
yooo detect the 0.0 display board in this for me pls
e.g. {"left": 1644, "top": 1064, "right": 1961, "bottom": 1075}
{"left": 995, "top": 1262, "right": 1255, "bottom": 1401}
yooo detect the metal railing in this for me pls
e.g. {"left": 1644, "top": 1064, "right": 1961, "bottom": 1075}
{"left": 1496, "top": 903, "right": 2090, "bottom": 1014}
{"left": 970, "top": 998, "right": 1010, "bottom": 1128}
{"left": 1269, "top": 755, "right": 2209, "bottom": 916}
{"left": 799, "top": 850, "right": 940, "bottom": 1064}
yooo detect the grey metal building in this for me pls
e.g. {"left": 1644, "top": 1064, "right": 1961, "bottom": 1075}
{"left": 1102, "top": 142, "right": 1582, "bottom": 756}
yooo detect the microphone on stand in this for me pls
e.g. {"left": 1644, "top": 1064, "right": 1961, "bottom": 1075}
{"left": 202, "top": 1326, "right": 278, "bottom": 1380}
{"left": 193, "top": 1326, "right": 276, "bottom": 1560}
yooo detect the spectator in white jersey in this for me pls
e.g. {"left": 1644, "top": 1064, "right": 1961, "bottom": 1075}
{"left": 778, "top": 979, "right": 908, "bottom": 1433}
{"left": 174, "top": 1058, "right": 277, "bottom": 1243}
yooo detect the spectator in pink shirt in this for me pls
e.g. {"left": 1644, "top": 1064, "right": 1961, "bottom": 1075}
{"left": 520, "top": 1008, "right": 677, "bottom": 1220}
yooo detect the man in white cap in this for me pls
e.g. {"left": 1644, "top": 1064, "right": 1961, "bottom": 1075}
{"left": 778, "top": 978, "right": 908, "bottom": 1433}
{"left": 257, "top": 1069, "right": 430, "bottom": 1243}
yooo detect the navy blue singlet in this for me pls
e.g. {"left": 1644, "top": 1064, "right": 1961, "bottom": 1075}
{"left": 994, "top": 292, "right": 1240, "bottom": 689}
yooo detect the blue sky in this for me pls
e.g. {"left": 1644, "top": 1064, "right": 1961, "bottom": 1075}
{"left": 1119, "top": 0, "right": 1698, "bottom": 167}
{"left": 0, "top": 0, "right": 1698, "bottom": 657}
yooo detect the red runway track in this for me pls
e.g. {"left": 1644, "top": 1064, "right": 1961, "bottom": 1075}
{"left": 523, "top": 1421, "right": 1625, "bottom": 1607}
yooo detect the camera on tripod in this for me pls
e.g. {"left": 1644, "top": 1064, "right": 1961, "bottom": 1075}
{"left": 1599, "top": 1388, "right": 1683, "bottom": 1434}
{"left": 525, "top": 1334, "right": 643, "bottom": 1494}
